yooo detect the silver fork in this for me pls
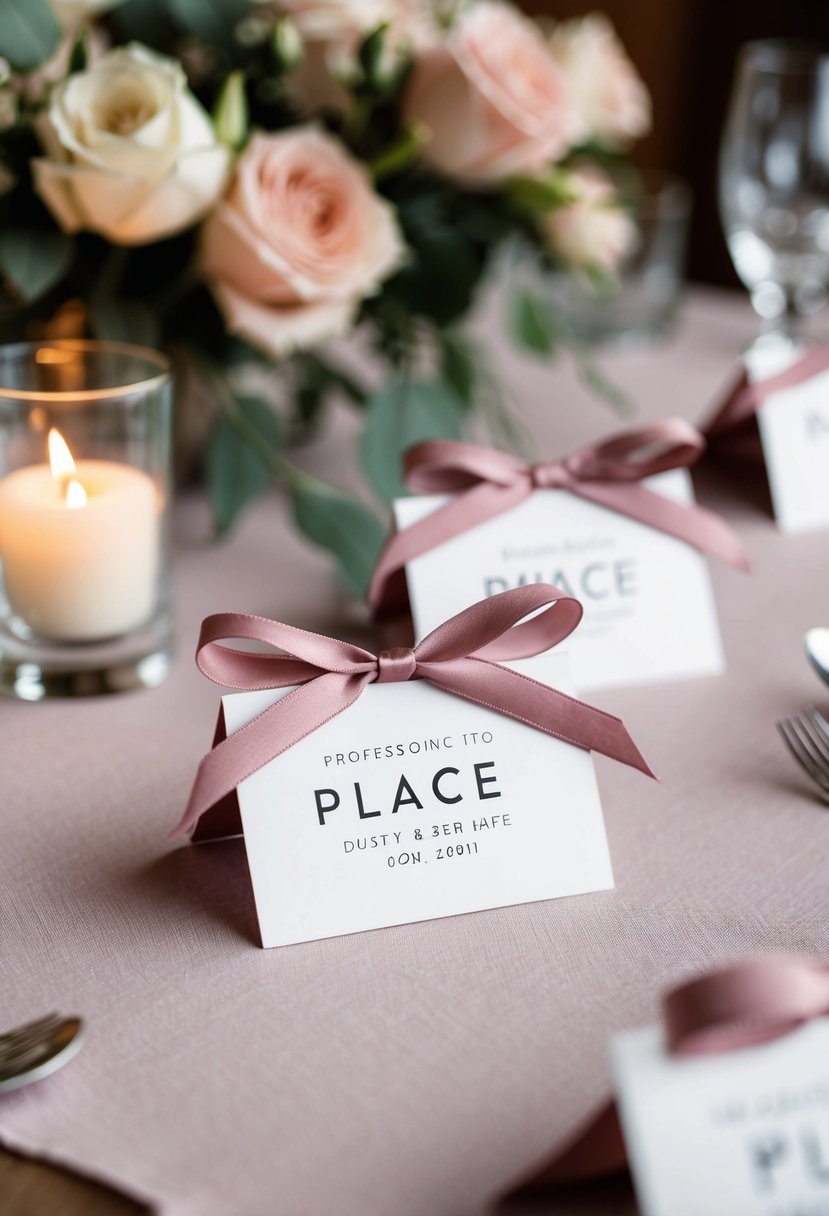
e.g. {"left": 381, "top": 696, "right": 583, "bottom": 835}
{"left": 776, "top": 705, "right": 829, "bottom": 803}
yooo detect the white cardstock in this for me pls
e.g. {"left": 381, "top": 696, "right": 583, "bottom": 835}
{"left": 222, "top": 653, "right": 613, "bottom": 948}
{"left": 392, "top": 468, "right": 724, "bottom": 693}
{"left": 611, "top": 1021, "right": 829, "bottom": 1216}
{"left": 747, "top": 345, "right": 829, "bottom": 533}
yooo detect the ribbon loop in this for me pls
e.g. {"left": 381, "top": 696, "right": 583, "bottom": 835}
{"left": 664, "top": 957, "right": 829, "bottom": 1055}
{"left": 376, "top": 647, "right": 417, "bottom": 683}
{"left": 175, "top": 586, "right": 654, "bottom": 838}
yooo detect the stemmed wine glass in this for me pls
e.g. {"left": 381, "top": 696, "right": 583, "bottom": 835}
{"left": 719, "top": 40, "right": 829, "bottom": 349}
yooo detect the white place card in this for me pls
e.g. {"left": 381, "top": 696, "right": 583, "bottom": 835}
{"left": 747, "top": 344, "right": 829, "bottom": 533}
{"left": 611, "top": 1020, "right": 829, "bottom": 1216}
{"left": 393, "top": 468, "right": 725, "bottom": 693}
{"left": 221, "top": 653, "right": 613, "bottom": 948}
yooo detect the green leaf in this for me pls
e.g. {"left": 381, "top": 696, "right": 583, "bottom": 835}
{"left": 207, "top": 396, "right": 281, "bottom": 535}
{"left": 509, "top": 287, "right": 557, "bottom": 357}
{"left": 292, "top": 483, "right": 386, "bottom": 597}
{"left": 0, "top": 0, "right": 60, "bottom": 72}
{"left": 113, "top": 0, "right": 177, "bottom": 44}
{"left": 164, "top": 0, "right": 249, "bottom": 41}
{"left": 386, "top": 228, "right": 479, "bottom": 327}
{"left": 89, "top": 295, "right": 162, "bottom": 349}
{"left": 0, "top": 228, "right": 73, "bottom": 303}
{"left": 360, "top": 377, "right": 465, "bottom": 504}
{"left": 439, "top": 330, "right": 476, "bottom": 406}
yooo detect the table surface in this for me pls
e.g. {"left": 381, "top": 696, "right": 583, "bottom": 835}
{"left": 2, "top": 286, "right": 828, "bottom": 1216}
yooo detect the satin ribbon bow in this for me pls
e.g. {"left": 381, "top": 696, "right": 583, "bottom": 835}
{"left": 175, "top": 584, "right": 654, "bottom": 837}
{"left": 503, "top": 956, "right": 829, "bottom": 1194}
{"left": 707, "top": 343, "right": 829, "bottom": 439}
{"left": 369, "top": 420, "right": 749, "bottom": 619}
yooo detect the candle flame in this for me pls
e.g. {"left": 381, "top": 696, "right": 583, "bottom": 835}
{"left": 48, "top": 428, "right": 87, "bottom": 508}
{"left": 65, "top": 479, "right": 88, "bottom": 509}
{"left": 48, "top": 428, "right": 77, "bottom": 480}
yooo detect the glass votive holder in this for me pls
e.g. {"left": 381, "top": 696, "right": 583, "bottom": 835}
{"left": 0, "top": 340, "right": 173, "bottom": 699}
{"left": 548, "top": 174, "right": 693, "bottom": 345}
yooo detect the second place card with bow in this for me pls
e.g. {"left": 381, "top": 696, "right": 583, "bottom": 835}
{"left": 370, "top": 421, "right": 749, "bottom": 692}
{"left": 176, "top": 587, "right": 653, "bottom": 948}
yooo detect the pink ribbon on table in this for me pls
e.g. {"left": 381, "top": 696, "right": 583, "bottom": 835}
{"left": 497, "top": 955, "right": 829, "bottom": 1198}
{"left": 175, "top": 584, "right": 654, "bottom": 838}
{"left": 368, "top": 420, "right": 749, "bottom": 620}
{"left": 704, "top": 343, "right": 829, "bottom": 465}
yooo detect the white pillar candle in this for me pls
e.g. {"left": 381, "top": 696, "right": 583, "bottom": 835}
{"left": 0, "top": 430, "right": 161, "bottom": 642}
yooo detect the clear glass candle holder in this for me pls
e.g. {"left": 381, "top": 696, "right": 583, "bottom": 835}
{"left": 0, "top": 340, "right": 173, "bottom": 699}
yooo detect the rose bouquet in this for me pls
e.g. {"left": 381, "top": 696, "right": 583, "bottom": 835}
{"left": 0, "top": 0, "right": 649, "bottom": 594}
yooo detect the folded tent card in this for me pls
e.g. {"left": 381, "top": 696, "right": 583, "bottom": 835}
{"left": 496, "top": 956, "right": 829, "bottom": 1216}
{"left": 176, "top": 585, "right": 654, "bottom": 949}
{"left": 706, "top": 342, "right": 829, "bottom": 533}
{"left": 369, "top": 420, "right": 749, "bottom": 693}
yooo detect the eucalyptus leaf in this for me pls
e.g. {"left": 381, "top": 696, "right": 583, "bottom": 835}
{"left": 360, "top": 377, "right": 465, "bottom": 504}
{"left": 89, "top": 295, "right": 162, "bottom": 349}
{"left": 0, "top": 228, "right": 73, "bottom": 303}
{"left": 0, "top": 0, "right": 60, "bottom": 72}
{"left": 292, "top": 483, "right": 386, "bottom": 597}
{"left": 509, "top": 287, "right": 557, "bottom": 356}
{"left": 207, "top": 396, "right": 281, "bottom": 535}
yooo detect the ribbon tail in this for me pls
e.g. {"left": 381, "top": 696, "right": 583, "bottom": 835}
{"left": 497, "top": 1099, "right": 627, "bottom": 1203}
{"left": 422, "top": 659, "right": 655, "bottom": 778}
{"left": 172, "top": 671, "right": 372, "bottom": 837}
{"left": 369, "top": 480, "right": 529, "bottom": 619}
{"left": 573, "top": 482, "right": 750, "bottom": 571}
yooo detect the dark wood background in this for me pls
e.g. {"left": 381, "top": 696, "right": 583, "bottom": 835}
{"left": 522, "top": 0, "right": 829, "bottom": 287}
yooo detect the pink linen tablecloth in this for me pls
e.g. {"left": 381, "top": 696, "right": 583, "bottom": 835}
{"left": 1, "top": 287, "right": 827, "bottom": 1216}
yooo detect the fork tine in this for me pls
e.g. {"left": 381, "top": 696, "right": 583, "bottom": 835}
{"left": 773, "top": 715, "right": 821, "bottom": 783}
{"left": 789, "top": 713, "right": 829, "bottom": 781}
{"left": 777, "top": 718, "right": 829, "bottom": 800}
{"left": 782, "top": 710, "right": 826, "bottom": 768}
{"left": 805, "top": 706, "right": 829, "bottom": 756}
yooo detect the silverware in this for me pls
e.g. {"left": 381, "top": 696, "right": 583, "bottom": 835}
{"left": 0, "top": 1012, "right": 85, "bottom": 1093}
{"left": 777, "top": 705, "right": 829, "bottom": 803}
{"left": 804, "top": 627, "right": 829, "bottom": 688}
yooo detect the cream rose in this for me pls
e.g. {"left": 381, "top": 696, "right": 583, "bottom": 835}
{"left": 544, "top": 167, "right": 636, "bottom": 271}
{"left": 199, "top": 128, "right": 406, "bottom": 359}
{"left": 404, "top": 1, "right": 579, "bottom": 185}
{"left": 549, "top": 15, "right": 650, "bottom": 146}
{"left": 32, "top": 44, "right": 231, "bottom": 246}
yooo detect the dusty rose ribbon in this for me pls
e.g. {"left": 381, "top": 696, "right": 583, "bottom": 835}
{"left": 368, "top": 420, "right": 749, "bottom": 620}
{"left": 705, "top": 343, "right": 829, "bottom": 464}
{"left": 498, "top": 955, "right": 829, "bottom": 1197}
{"left": 175, "top": 585, "right": 654, "bottom": 837}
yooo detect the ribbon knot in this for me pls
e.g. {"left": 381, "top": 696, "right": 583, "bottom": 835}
{"left": 368, "top": 422, "right": 749, "bottom": 620}
{"left": 531, "top": 461, "right": 572, "bottom": 490}
{"left": 376, "top": 647, "right": 417, "bottom": 683}
{"left": 175, "top": 585, "right": 654, "bottom": 838}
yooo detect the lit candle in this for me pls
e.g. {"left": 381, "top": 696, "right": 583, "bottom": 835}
{"left": 0, "top": 428, "right": 161, "bottom": 641}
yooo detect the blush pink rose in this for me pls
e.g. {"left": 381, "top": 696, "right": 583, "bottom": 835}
{"left": 543, "top": 167, "right": 637, "bottom": 271}
{"left": 404, "top": 1, "right": 580, "bottom": 186}
{"left": 200, "top": 128, "right": 405, "bottom": 359}
{"left": 549, "top": 15, "right": 650, "bottom": 146}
